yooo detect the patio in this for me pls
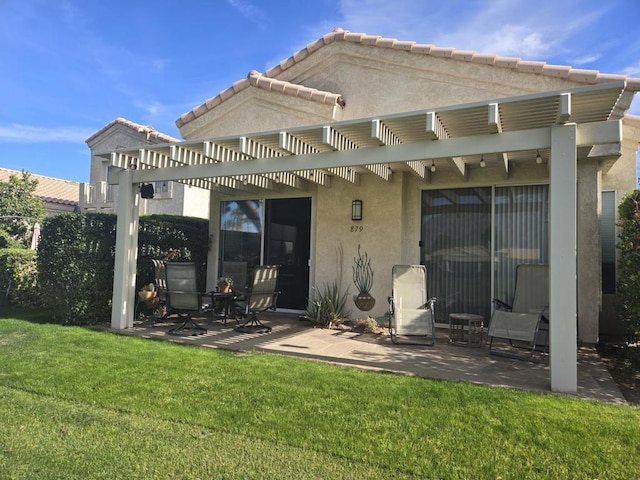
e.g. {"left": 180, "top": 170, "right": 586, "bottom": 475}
{"left": 116, "top": 311, "right": 627, "bottom": 405}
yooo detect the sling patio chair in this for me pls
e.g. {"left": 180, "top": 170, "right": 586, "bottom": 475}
{"left": 488, "top": 263, "right": 549, "bottom": 360}
{"left": 388, "top": 264, "right": 437, "bottom": 345}
{"left": 164, "top": 262, "right": 207, "bottom": 336}
{"left": 232, "top": 265, "right": 280, "bottom": 334}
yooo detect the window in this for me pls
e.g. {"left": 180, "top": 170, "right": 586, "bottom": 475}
{"left": 153, "top": 181, "right": 172, "bottom": 198}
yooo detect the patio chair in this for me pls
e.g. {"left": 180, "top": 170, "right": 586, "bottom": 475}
{"left": 164, "top": 262, "right": 207, "bottom": 336}
{"left": 233, "top": 265, "right": 280, "bottom": 333}
{"left": 222, "top": 261, "right": 248, "bottom": 292}
{"left": 388, "top": 264, "right": 437, "bottom": 345}
{"left": 488, "top": 263, "right": 549, "bottom": 360}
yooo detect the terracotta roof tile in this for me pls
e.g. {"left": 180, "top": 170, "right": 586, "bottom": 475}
{"left": 176, "top": 27, "right": 640, "bottom": 129}
{"left": 0, "top": 167, "right": 79, "bottom": 206}
{"left": 86, "top": 117, "right": 179, "bottom": 145}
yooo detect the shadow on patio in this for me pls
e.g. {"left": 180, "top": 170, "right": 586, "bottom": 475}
{"left": 115, "top": 311, "right": 626, "bottom": 405}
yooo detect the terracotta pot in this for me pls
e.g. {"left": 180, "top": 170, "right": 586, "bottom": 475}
{"left": 354, "top": 293, "right": 375, "bottom": 311}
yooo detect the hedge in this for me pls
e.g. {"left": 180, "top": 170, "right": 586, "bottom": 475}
{"left": 37, "top": 213, "right": 209, "bottom": 325}
{"left": 617, "top": 189, "right": 640, "bottom": 342}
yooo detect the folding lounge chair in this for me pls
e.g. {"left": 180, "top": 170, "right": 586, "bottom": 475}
{"left": 488, "top": 263, "right": 549, "bottom": 360}
{"left": 388, "top": 265, "right": 437, "bottom": 345}
{"left": 164, "top": 262, "right": 207, "bottom": 336}
{"left": 233, "top": 265, "right": 280, "bottom": 334}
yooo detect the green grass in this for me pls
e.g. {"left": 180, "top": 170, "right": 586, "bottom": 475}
{"left": 1, "top": 308, "right": 639, "bottom": 479}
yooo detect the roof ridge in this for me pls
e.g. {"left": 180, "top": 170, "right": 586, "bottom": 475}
{"left": 86, "top": 117, "right": 180, "bottom": 145}
{"left": 0, "top": 166, "right": 79, "bottom": 185}
{"left": 176, "top": 27, "right": 640, "bottom": 129}
{"left": 177, "top": 70, "right": 345, "bottom": 128}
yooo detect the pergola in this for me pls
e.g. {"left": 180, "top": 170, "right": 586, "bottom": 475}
{"left": 105, "top": 81, "right": 631, "bottom": 393}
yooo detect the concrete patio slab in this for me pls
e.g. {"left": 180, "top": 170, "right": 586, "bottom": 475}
{"left": 112, "top": 312, "right": 627, "bottom": 405}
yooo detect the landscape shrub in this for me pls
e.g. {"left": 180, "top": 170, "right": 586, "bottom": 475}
{"left": 617, "top": 189, "right": 640, "bottom": 342}
{"left": 305, "top": 281, "right": 350, "bottom": 327}
{"left": 37, "top": 213, "right": 209, "bottom": 325}
{"left": 0, "top": 248, "right": 39, "bottom": 308}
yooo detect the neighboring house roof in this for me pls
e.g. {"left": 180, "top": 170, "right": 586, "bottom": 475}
{"left": 0, "top": 167, "right": 79, "bottom": 206}
{"left": 176, "top": 27, "right": 640, "bottom": 129}
{"left": 86, "top": 117, "right": 180, "bottom": 145}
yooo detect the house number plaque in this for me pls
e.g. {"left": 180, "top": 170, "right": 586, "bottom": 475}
{"left": 350, "top": 225, "right": 363, "bottom": 232}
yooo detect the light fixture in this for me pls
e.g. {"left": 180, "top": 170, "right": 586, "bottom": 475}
{"left": 536, "top": 150, "right": 543, "bottom": 164}
{"left": 140, "top": 183, "right": 154, "bottom": 199}
{"left": 430, "top": 160, "right": 436, "bottom": 173}
{"left": 351, "top": 199, "right": 363, "bottom": 221}
{"left": 480, "top": 156, "right": 486, "bottom": 168}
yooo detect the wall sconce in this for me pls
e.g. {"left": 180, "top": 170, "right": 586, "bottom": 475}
{"left": 430, "top": 160, "right": 436, "bottom": 173}
{"left": 479, "top": 156, "right": 486, "bottom": 168}
{"left": 352, "top": 199, "right": 363, "bottom": 221}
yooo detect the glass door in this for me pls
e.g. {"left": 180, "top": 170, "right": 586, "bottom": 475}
{"left": 219, "top": 197, "right": 311, "bottom": 310}
{"left": 420, "top": 185, "right": 549, "bottom": 324}
{"left": 421, "top": 188, "right": 492, "bottom": 323}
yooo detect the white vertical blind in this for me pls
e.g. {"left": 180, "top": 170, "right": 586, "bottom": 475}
{"left": 421, "top": 185, "right": 549, "bottom": 324}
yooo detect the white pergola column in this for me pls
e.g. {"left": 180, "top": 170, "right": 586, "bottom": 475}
{"left": 549, "top": 124, "right": 578, "bottom": 393}
{"left": 110, "top": 170, "right": 140, "bottom": 330}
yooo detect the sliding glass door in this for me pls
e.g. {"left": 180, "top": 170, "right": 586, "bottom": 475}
{"left": 421, "top": 185, "right": 549, "bottom": 324}
{"left": 219, "top": 198, "right": 311, "bottom": 310}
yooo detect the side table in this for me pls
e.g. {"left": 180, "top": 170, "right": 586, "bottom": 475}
{"left": 449, "top": 313, "right": 484, "bottom": 347}
{"left": 209, "top": 291, "right": 236, "bottom": 324}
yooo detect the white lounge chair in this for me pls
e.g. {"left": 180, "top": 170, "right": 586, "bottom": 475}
{"left": 388, "top": 265, "right": 436, "bottom": 345}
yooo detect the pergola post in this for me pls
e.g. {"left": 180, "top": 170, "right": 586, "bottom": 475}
{"left": 110, "top": 169, "right": 140, "bottom": 330}
{"left": 549, "top": 123, "right": 578, "bottom": 393}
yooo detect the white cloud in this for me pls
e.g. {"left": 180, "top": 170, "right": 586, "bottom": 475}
{"left": 337, "top": 0, "right": 606, "bottom": 60}
{"left": 0, "top": 124, "right": 95, "bottom": 143}
{"left": 225, "top": 0, "right": 269, "bottom": 27}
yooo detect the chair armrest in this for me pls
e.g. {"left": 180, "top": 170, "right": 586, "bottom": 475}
{"left": 492, "top": 298, "right": 512, "bottom": 311}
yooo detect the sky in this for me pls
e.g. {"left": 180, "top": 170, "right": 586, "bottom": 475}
{"left": 0, "top": 0, "right": 639, "bottom": 184}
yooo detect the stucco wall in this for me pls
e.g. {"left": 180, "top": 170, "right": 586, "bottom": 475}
{"left": 279, "top": 42, "right": 587, "bottom": 121}
{"left": 180, "top": 90, "right": 337, "bottom": 140}
{"left": 313, "top": 173, "right": 404, "bottom": 319}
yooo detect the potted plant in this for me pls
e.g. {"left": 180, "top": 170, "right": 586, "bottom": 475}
{"left": 217, "top": 276, "right": 234, "bottom": 293}
{"left": 352, "top": 245, "right": 375, "bottom": 311}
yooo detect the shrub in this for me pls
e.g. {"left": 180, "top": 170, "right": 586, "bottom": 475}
{"left": 617, "top": 189, "right": 640, "bottom": 342}
{"left": 0, "top": 248, "right": 39, "bottom": 308}
{"left": 37, "top": 213, "right": 117, "bottom": 325}
{"left": 37, "top": 213, "right": 210, "bottom": 325}
{"left": 306, "top": 281, "right": 349, "bottom": 328}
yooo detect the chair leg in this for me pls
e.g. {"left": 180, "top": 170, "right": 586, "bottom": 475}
{"left": 168, "top": 314, "right": 207, "bottom": 336}
{"left": 235, "top": 312, "right": 272, "bottom": 333}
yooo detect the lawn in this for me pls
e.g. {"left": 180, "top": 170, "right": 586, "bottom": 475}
{"left": 1, "top": 308, "right": 639, "bottom": 479}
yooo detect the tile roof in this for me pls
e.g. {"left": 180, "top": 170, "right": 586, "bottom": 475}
{"left": 0, "top": 167, "right": 79, "bottom": 206}
{"left": 86, "top": 117, "right": 180, "bottom": 145}
{"left": 178, "top": 70, "right": 345, "bottom": 128}
{"left": 176, "top": 27, "right": 640, "bottom": 129}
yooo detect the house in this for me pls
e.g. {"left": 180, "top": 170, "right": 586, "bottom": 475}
{"left": 82, "top": 117, "right": 209, "bottom": 218}
{"left": 105, "top": 28, "right": 640, "bottom": 393}
{"left": 0, "top": 167, "right": 79, "bottom": 216}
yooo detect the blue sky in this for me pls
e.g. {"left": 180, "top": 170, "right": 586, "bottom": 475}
{"left": 1, "top": 0, "right": 639, "bottom": 183}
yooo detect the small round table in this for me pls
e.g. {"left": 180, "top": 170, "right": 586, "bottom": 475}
{"left": 449, "top": 313, "right": 484, "bottom": 347}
